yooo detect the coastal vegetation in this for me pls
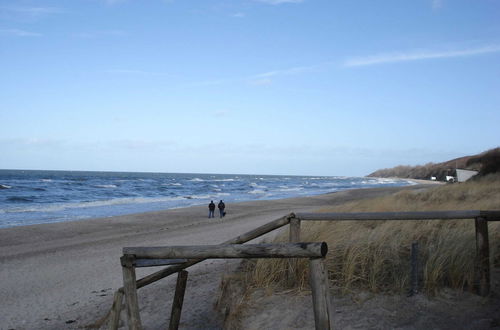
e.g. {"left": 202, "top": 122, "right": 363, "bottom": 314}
{"left": 368, "top": 147, "right": 500, "bottom": 181}
{"left": 243, "top": 173, "right": 500, "bottom": 294}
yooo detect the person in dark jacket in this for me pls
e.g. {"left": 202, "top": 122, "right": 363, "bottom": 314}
{"left": 208, "top": 200, "right": 215, "bottom": 218}
{"left": 218, "top": 200, "right": 226, "bottom": 218}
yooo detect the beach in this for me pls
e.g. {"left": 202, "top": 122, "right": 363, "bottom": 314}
{"left": 0, "top": 184, "right": 426, "bottom": 330}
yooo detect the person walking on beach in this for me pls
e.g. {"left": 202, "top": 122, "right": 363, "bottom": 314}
{"left": 218, "top": 200, "right": 226, "bottom": 218}
{"left": 208, "top": 200, "right": 215, "bottom": 218}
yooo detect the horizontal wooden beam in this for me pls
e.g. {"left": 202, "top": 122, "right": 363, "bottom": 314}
{"left": 295, "top": 210, "right": 489, "bottom": 221}
{"left": 134, "top": 258, "right": 187, "bottom": 268}
{"left": 128, "top": 215, "right": 291, "bottom": 290}
{"left": 480, "top": 211, "right": 500, "bottom": 221}
{"left": 123, "top": 242, "right": 327, "bottom": 260}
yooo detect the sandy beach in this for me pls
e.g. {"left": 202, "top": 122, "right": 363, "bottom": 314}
{"left": 0, "top": 185, "right": 419, "bottom": 330}
{"left": 3, "top": 183, "right": 497, "bottom": 330}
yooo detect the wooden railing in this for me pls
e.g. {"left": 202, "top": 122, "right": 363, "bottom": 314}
{"left": 102, "top": 210, "right": 499, "bottom": 330}
{"left": 121, "top": 242, "right": 331, "bottom": 330}
{"left": 292, "top": 210, "right": 500, "bottom": 297}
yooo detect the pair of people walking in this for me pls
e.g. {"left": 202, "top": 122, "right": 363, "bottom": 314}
{"left": 208, "top": 200, "right": 225, "bottom": 218}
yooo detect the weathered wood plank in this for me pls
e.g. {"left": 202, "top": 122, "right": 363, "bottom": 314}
{"left": 168, "top": 270, "right": 189, "bottom": 330}
{"left": 108, "top": 290, "right": 123, "bottom": 330}
{"left": 296, "top": 210, "right": 482, "bottom": 221}
{"left": 287, "top": 217, "right": 301, "bottom": 287}
{"left": 134, "top": 258, "right": 187, "bottom": 268}
{"left": 309, "top": 258, "right": 334, "bottom": 330}
{"left": 289, "top": 217, "right": 301, "bottom": 242}
{"left": 123, "top": 242, "right": 327, "bottom": 260}
{"left": 475, "top": 217, "right": 490, "bottom": 296}
{"left": 480, "top": 210, "right": 500, "bottom": 221}
{"left": 121, "top": 256, "right": 142, "bottom": 330}
{"left": 126, "top": 215, "right": 291, "bottom": 291}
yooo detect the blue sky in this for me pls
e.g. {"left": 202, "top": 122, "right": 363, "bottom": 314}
{"left": 1, "top": 0, "right": 499, "bottom": 176}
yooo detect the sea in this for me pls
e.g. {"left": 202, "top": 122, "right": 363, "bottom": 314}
{"left": 0, "top": 170, "right": 416, "bottom": 229}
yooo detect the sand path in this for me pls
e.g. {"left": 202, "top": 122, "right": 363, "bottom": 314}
{"left": 0, "top": 185, "right": 427, "bottom": 329}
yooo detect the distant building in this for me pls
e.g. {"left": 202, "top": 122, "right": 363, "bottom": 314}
{"left": 456, "top": 169, "right": 478, "bottom": 182}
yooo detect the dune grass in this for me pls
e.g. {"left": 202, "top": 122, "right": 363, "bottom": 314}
{"left": 248, "top": 174, "right": 500, "bottom": 294}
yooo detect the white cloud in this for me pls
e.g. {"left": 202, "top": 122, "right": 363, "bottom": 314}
{"left": 0, "top": 28, "right": 42, "bottom": 37}
{"left": 255, "top": 0, "right": 304, "bottom": 4}
{"left": 344, "top": 45, "right": 500, "bottom": 67}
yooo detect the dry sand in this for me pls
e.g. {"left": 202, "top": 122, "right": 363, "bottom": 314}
{"left": 1, "top": 184, "right": 497, "bottom": 329}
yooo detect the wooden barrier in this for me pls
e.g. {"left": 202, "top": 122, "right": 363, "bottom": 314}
{"left": 102, "top": 210, "right": 498, "bottom": 330}
{"left": 123, "top": 242, "right": 327, "bottom": 259}
{"left": 294, "top": 210, "right": 499, "bottom": 297}
{"left": 169, "top": 270, "right": 188, "bottom": 330}
{"left": 120, "top": 243, "right": 332, "bottom": 330}
{"left": 295, "top": 210, "right": 500, "bottom": 221}
{"left": 124, "top": 215, "right": 290, "bottom": 293}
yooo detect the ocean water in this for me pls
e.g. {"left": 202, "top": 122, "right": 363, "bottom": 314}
{"left": 0, "top": 170, "right": 416, "bottom": 228}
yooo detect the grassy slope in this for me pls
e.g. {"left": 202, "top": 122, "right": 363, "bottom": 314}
{"left": 249, "top": 174, "right": 500, "bottom": 294}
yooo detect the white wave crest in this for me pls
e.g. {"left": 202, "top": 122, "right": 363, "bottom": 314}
{"left": 278, "top": 187, "right": 303, "bottom": 192}
{"left": 4, "top": 196, "right": 187, "bottom": 214}
{"left": 249, "top": 189, "right": 266, "bottom": 194}
{"left": 250, "top": 183, "right": 267, "bottom": 189}
{"left": 95, "top": 184, "right": 118, "bottom": 188}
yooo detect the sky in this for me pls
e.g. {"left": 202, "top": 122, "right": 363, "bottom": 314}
{"left": 0, "top": 0, "right": 499, "bottom": 176}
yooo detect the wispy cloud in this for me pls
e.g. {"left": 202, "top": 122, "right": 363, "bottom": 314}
{"left": 251, "top": 64, "right": 319, "bottom": 79}
{"left": 184, "top": 62, "right": 327, "bottom": 87}
{"left": 1, "top": 5, "right": 63, "bottom": 18}
{"left": 255, "top": 0, "right": 304, "bottom": 4}
{"left": 0, "top": 28, "right": 42, "bottom": 37}
{"left": 344, "top": 45, "right": 500, "bottom": 67}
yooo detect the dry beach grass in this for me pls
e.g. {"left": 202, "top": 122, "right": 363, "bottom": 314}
{"left": 249, "top": 174, "right": 500, "bottom": 294}
{"left": 219, "top": 175, "right": 500, "bottom": 329}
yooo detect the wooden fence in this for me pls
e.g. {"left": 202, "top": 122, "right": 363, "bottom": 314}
{"left": 121, "top": 242, "right": 331, "bottom": 330}
{"left": 104, "top": 210, "right": 499, "bottom": 330}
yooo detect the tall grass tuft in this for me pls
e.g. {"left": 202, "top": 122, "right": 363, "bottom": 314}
{"left": 248, "top": 173, "right": 500, "bottom": 294}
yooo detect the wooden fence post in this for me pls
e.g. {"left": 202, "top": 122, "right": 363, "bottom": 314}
{"left": 168, "top": 270, "right": 189, "bottom": 330}
{"left": 287, "top": 217, "right": 301, "bottom": 287}
{"left": 109, "top": 290, "right": 124, "bottom": 330}
{"left": 121, "top": 255, "right": 143, "bottom": 330}
{"left": 409, "top": 242, "right": 419, "bottom": 296}
{"left": 309, "top": 257, "right": 333, "bottom": 330}
{"left": 474, "top": 217, "right": 490, "bottom": 296}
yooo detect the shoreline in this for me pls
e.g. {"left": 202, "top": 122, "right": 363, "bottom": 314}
{"left": 0, "top": 174, "right": 419, "bottom": 230}
{"left": 0, "top": 184, "right": 435, "bottom": 329}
